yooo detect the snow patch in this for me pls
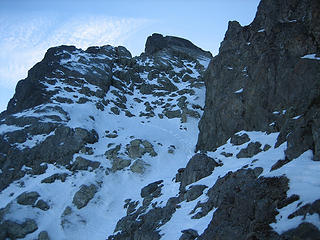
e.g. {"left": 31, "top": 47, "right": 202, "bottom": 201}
{"left": 301, "top": 54, "right": 320, "bottom": 60}
{"left": 234, "top": 88, "right": 243, "bottom": 93}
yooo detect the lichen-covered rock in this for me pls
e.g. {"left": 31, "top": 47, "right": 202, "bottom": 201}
{"left": 126, "top": 139, "right": 157, "bottom": 159}
{"left": 110, "top": 107, "right": 120, "bottom": 115}
{"left": 70, "top": 156, "right": 100, "bottom": 171}
{"left": 35, "top": 199, "right": 50, "bottom": 211}
{"left": 72, "top": 184, "right": 97, "bottom": 209}
{"left": 281, "top": 222, "right": 320, "bottom": 240}
{"left": 130, "top": 159, "right": 150, "bottom": 174}
{"left": 111, "top": 157, "right": 131, "bottom": 172}
{"left": 16, "top": 191, "right": 40, "bottom": 206}
{"left": 141, "top": 180, "right": 163, "bottom": 199}
{"left": 41, "top": 173, "right": 68, "bottom": 183}
{"left": 184, "top": 185, "right": 207, "bottom": 202}
{"left": 0, "top": 219, "right": 38, "bottom": 239}
{"left": 126, "top": 139, "right": 145, "bottom": 159}
{"left": 105, "top": 144, "right": 121, "bottom": 160}
{"left": 38, "top": 231, "right": 50, "bottom": 240}
{"left": 164, "top": 109, "right": 181, "bottom": 119}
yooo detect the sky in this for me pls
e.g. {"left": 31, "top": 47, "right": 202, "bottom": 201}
{"left": 0, "top": 0, "right": 260, "bottom": 113}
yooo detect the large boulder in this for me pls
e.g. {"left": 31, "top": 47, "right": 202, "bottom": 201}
{"left": 176, "top": 153, "right": 220, "bottom": 191}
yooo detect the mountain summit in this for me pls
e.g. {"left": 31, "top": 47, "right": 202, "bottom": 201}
{"left": 145, "top": 33, "right": 212, "bottom": 59}
{"left": 0, "top": 0, "right": 320, "bottom": 239}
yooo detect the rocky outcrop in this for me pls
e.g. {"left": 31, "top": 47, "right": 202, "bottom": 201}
{"left": 197, "top": 0, "right": 320, "bottom": 162}
{"left": 145, "top": 33, "right": 212, "bottom": 59}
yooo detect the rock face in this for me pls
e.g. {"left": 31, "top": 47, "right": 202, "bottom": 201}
{"left": 197, "top": 0, "right": 320, "bottom": 162}
{"left": 196, "top": 169, "right": 289, "bottom": 239}
{"left": 72, "top": 184, "right": 97, "bottom": 209}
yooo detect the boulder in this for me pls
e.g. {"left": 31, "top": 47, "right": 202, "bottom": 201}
{"left": 35, "top": 199, "right": 50, "bottom": 211}
{"left": 130, "top": 159, "right": 149, "bottom": 174}
{"left": 72, "top": 184, "right": 97, "bottom": 209}
{"left": 70, "top": 156, "right": 100, "bottom": 171}
{"left": 177, "top": 153, "right": 219, "bottom": 191}
{"left": 236, "top": 142, "right": 262, "bottom": 158}
{"left": 16, "top": 191, "right": 40, "bottom": 206}
{"left": 38, "top": 231, "right": 50, "bottom": 240}
{"left": 185, "top": 185, "right": 207, "bottom": 202}
{"left": 41, "top": 173, "right": 68, "bottom": 183}
{"left": 179, "top": 229, "right": 199, "bottom": 240}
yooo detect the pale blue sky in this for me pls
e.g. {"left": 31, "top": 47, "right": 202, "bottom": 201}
{"left": 0, "top": 0, "right": 260, "bottom": 112}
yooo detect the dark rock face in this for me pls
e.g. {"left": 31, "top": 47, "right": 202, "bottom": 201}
{"left": 197, "top": 0, "right": 320, "bottom": 161}
{"left": 38, "top": 231, "right": 50, "bottom": 240}
{"left": 69, "top": 156, "right": 100, "bottom": 171}
{"left": 3, "top": 45, "right": 116, "bottom": 115}
{"left": 176, "top": 153, "right": 220, "bottom": 191}
{"left": 195, "top": 169, "right": 290, "bottom": 240}
{"left": 0, "top": 219, "right": 38, "bottom": 239}
{"left": 281, "top": 222, "right": 320, "bottom": 240}
{"left": 0, "top": 125, "right": 98, "bottom": 191}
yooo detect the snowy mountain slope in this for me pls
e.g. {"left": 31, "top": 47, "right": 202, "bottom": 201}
{"left": 0, "top": 35, "right": 213, "bottom": 240}
{"left": 0, "top": 0, "right": 320, "bottom": 239}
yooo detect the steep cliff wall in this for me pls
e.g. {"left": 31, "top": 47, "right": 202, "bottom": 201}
{"left": 197, "top": 0, "right": 320, "bottom": 162}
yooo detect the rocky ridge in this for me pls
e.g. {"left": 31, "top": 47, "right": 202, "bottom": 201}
{"left": 0, "top": 0, "right": 320, "bottom": 239}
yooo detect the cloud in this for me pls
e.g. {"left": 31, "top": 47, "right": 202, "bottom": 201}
{"left": 0, "top": 14, "right": 150, "bottom": 110}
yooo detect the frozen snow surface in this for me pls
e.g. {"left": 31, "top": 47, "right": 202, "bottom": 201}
{"left": 0, "top": 45, "right": 319, "bottom": 240}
